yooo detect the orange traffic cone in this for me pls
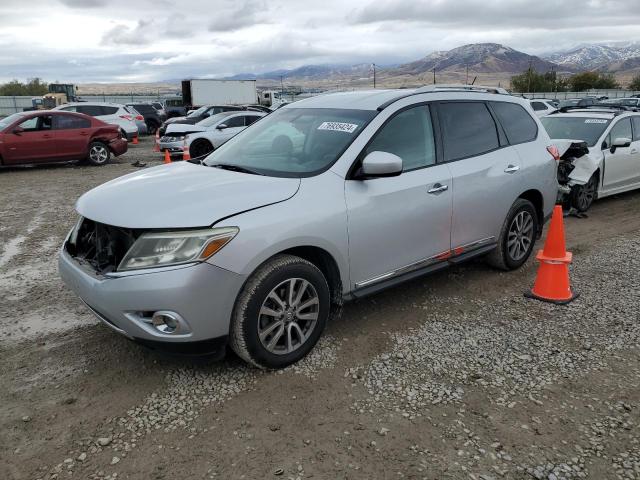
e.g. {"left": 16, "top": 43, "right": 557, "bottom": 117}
{"left": 163, "top": 150, "right": 171, "bottom": 164}
{"left": 132, "top": 135, "right": 139, "bottom": 145}
{"left": 182, "top": 147, "right": 191, "bottom": 161}
{"left": 525, "top": 205, "right": 579, "bottom": 304}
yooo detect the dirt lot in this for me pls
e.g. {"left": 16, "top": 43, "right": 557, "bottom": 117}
{"left": 1, "top": 136, "right": 640, "bottom": 480}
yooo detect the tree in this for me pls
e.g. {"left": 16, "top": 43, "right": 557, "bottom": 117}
{"left": 0, "top": 78, "right": 49, "bottom": 96}
{"left": 569, "top": 71, "right": 618, "bottom": 91}
{"left": 511, "top": 68, "right": 569, "bottom": 93}
{"left": 629, "top": 74, "right": 640, "bottom": 91}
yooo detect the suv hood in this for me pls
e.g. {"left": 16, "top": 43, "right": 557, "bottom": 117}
{"left": 165, "top": 116, "right": 199, "bottom": 125}
{"left": 76, "top": 162, "right": 300, "bottom": 229}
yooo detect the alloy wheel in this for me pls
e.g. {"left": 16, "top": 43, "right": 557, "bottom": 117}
{"left": 257, "top": 278, "right": 319, "bottom": 355}
{"left": 89, "top": 145, "right": 108, "bottom": 164}
{"left": 577, "top": 176, "right": 597, "bottom": 211}
{"left": 507, "top": 210, "right": 534, "bottom": 262}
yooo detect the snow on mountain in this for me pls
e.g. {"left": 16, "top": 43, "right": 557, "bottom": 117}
{"left": 545, "top": 43, "right": 640, "bottom": 70}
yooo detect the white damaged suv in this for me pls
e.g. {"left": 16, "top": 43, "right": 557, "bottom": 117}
{"left": 59, "top": 86, "right": 558, "bottom": 368}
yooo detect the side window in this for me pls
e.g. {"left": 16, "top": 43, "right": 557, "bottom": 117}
{"left": 225, "top": 116, "right": 245, "bottom": 128}
{"left": 364, "top": 105, "right": 435, "bottom": 171}
{"left": 100, "top": 106, "right": 119, "bottom": 115}
{"left": 531, "top": 102, "right": 546, "bottom": 111}
{"left": 76, "top": 105, "right": 102, "bottom": 116}
{"left": 60, "top": 106, "right": 77, "bottom": 112}
{"left": 55, "top": 114, "right": 91, "bottom": 130}
{"left": 607, "top": 118, "right": 633, "bottom": 147}
{"left": 439, "top": 102, "right": 499, "bottom": 161}
{"left": 244, "top": 115, "right": 261, "bottom": 126}
{"left": 491, "top": 102, "right": 538, "bottom": 144}
{"left": 632, "top": 117, "right": 640, "bottom": 141}
{"left": 18, "top": 117, "right": 39, "bottom": 131}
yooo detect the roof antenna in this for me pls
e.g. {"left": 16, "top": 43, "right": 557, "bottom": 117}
{"left": 471, "top": 76, "right": 477, "bottom": 85}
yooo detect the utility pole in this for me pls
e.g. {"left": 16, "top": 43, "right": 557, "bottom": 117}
{"left": 527, "top": 60, "right": 533, "bottom": 93}
{"left": 466, "top": 64, "right": 469, "bottom": 84}
{"left": 433, "top": 67, "right": 436, "bottom": 85}
{"left": 372, "top": 63, "right": 376, "bottom": 89}
{"left": 280, "top": 75, "right": 284, "bottom": 97}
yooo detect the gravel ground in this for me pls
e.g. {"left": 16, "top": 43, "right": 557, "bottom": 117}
{"left": 1, "top": 136, "right": 640, "bottom": 479}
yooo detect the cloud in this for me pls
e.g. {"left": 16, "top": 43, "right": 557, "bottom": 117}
{"left": 101, "top": 20, "right": 154, "bottom": 46}
{"left": 208, "top": 0, "right": 271, "bottom": 32}
{"left": 58, "top": 0, "right": 107, "bottom": 7}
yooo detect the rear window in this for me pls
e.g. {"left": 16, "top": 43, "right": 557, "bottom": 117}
{"left": 541, "top": 116, "right": 611, "bottom": 147}
{"left": 438, "top": 102, "right": 500, "bottom": 161}
{"left": 76, "top": 105, "right": 103, "bottom": 116}
{"left": 101, "top": 106, "right": 119, "bottom": 115}
{"left": 491, "top": 102, "right": 538, "bottom": 144}
{"left": 130, "top": 104, "right": 154, "bottom": 113}
{"left": 531, "top": 102, "right": 547, "bottom": 111}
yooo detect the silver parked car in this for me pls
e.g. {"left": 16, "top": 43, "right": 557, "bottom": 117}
{"left": 59, "top": 86, "right": 558, "bottom": 368}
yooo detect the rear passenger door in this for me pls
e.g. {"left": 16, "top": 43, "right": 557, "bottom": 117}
{"left": 437, "top": 101, "right": 528, "bottom": 251}
{"left": 53, "top": 114, "right": 92, "bottom": 159}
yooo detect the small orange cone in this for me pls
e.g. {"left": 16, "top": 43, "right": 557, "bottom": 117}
{"left": 182, "top": 147, "right": 191, "bottom": 161}
{"left": 132, "top": 135, "right": 139, "bottom": 145}
{"left": 525, "top": 205, "right": 578, "bottom": 304}
{"left": 163, "top": 150, "right": 171, "bottom": 164}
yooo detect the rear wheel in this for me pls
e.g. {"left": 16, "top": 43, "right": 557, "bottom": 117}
{"left": 87, "top": 142, "right": 110, "bottom": 166}
{"left": 145, "top": 120, "right": 159, "bottom": 135}
{"left": 486, "top": 198, "right": 538, "bottom": 271}
{"left": 230, "top": 254, "right": 330, "bottom": 369}
{"left": 190, "top": 139, "right": 214, "bottom": 160}
{"left": 569, "top": 173, "right": 598, "bottom": 212}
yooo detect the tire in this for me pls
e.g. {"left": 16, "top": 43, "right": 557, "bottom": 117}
{"left": 120, "top": 129, "right": 127, "bottom": 140}
{"left": 189, "top": 139, "right": 214, "bottom": 160}
{"left": 229, "top": 254, "right": 330, "bottom": 369}
{"left": 145, "top": 121, "right": 158, "bottom": 136}
{"left": 486, "top": 198, "right": 539, "bottom": 271}
{"left": 87, "top": 141, "right": 111, "bottom": 166}
{"left": 569, "top": 173, "right": 598, "bottom": 212}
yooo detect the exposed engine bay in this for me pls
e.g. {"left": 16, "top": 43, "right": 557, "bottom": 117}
{"left": 66, "top": 218, "right": 141, "bottom": 274}
{"left": 554, "top": 139, "right": 601, "bottom": 211}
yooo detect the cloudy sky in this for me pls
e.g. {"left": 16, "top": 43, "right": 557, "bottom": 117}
{"left": 1, "top": 0, "right": 639, "bottom": 83}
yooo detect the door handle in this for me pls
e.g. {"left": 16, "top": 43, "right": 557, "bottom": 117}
{"left": 43, "top": 134, "right": 52, "bottom": 139}
{"left": 80, "top": 131, "right": 89, "bottom": 136}
{"left": 427, "top": 183, "right": 448, "bottom": 194}
{"left": 504, "top": 164, "right": 520, "bottom": 173}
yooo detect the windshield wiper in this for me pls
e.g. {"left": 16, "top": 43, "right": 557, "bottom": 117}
{"left": 211, "top": 163, "right": 264, "bottom": 175}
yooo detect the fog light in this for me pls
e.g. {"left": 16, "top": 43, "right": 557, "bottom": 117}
{"left": 151, "top": 312, "right": 180, "bottom": 334}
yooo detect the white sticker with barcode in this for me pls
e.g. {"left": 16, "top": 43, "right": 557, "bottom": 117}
{"left": 317, "top": 121, "right": 358, "bottom": 133}
{"left": 584, "top": 119, "right": 608, "bottom": 124}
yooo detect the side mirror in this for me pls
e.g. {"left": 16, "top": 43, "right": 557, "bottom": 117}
{"left": 12, "top": 126, "right": 24, "bottom": 135}
{"left": 216, "top": 123, "right": 228, "bottom": 130}
{"left": 610, "top": 137, "right": 631, "bottom": 153}
{"left": 357, "top": 151, "right": 403, "bottom": 179}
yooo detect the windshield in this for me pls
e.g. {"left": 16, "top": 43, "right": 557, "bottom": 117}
{"left": 187, "top": 106, "right": 208, "bottom": 118}
{"left": 203, "top": 107, "right": 376, "bottom": 177}
{"left": 197, "top": 112, "right": 234, "bottom": 127}
{"left": 0, "top": 113, "right": 25, "bottom": 130}
{"left": 541, "top": 116, "right": 611, "bottom": 147}
{"left": 559, "top": 99, "right": 579, "bottom": 108}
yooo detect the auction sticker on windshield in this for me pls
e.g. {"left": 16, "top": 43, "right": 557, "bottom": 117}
{"left": 585, "top": 119, "right": 608, "bottom": 124}
{"left": 317, "top": 122, "right": 359, "bottom": 133}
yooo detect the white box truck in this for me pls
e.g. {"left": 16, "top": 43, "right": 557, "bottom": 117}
{"left": 181, "top": 79, "right": 258, "bottom": 108}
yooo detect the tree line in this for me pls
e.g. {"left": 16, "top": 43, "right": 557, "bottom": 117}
{"left": 511, "top": 69, "right": 640, "bottom": 93}
{"left": 0, "top": 78, "right": 49, "bottom": 96}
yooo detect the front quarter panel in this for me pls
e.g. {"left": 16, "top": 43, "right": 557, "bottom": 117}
{"left": 207, "top": 171, "right": 350, "bottom": 293}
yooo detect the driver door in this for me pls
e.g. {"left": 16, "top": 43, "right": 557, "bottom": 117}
{"left": 602, "top": 118, "right": 638, "bottom": 191}
{"left": 345, "top": 105, "right": 452, "bottom": 291}
{"left": 3, "top": 114, "right": 56, "bottom": 164}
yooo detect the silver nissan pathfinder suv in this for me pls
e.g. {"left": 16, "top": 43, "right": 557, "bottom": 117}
{"left": 59, "top": 85, "right": 558, "bottom": 368}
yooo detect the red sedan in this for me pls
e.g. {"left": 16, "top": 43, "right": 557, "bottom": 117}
{"left": 0, "top": 110, "right": 127, "bottom": 166}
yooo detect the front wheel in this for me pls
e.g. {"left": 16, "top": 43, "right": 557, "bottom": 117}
{"left": 87, "top": 142, "right": 110, "bottom": 166}
{"left": 486, "top": 198, "right": 538, "bottom": 271}
{"left": 189, "top": 139, "right": 214, "bottom": 160}
{"left": 569, "top": 173, "right": 598, "bottom": 212}
{"left": 230, "top": 254, "right": 330, "bottom": 369}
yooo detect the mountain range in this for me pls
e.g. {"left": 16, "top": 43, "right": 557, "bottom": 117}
{"left": 227, "top": 42, "right": 640, "bottom": 89}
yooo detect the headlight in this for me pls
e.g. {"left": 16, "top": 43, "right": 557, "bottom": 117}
{"left": 118, "top": 227, "right": 238, "bottom": 272}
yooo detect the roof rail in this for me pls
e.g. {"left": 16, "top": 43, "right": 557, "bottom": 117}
{"left": 552, "top": 104, "right": 636, "bottom": 115}
{"left": 414, "top": 84, "right": 510, "bottom": 95}
{"left": 377, "top": 84, "right": 510, "bottom": 111}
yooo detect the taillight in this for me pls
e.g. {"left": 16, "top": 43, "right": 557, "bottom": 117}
{"left": 546, "top": 145, "right": 560, "bottom": 161}
{"left": 135, "top": 115, "right": 144, "bottom": 121}
{"left": 120, "top": 115, "right": 133, "bottom": 121}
